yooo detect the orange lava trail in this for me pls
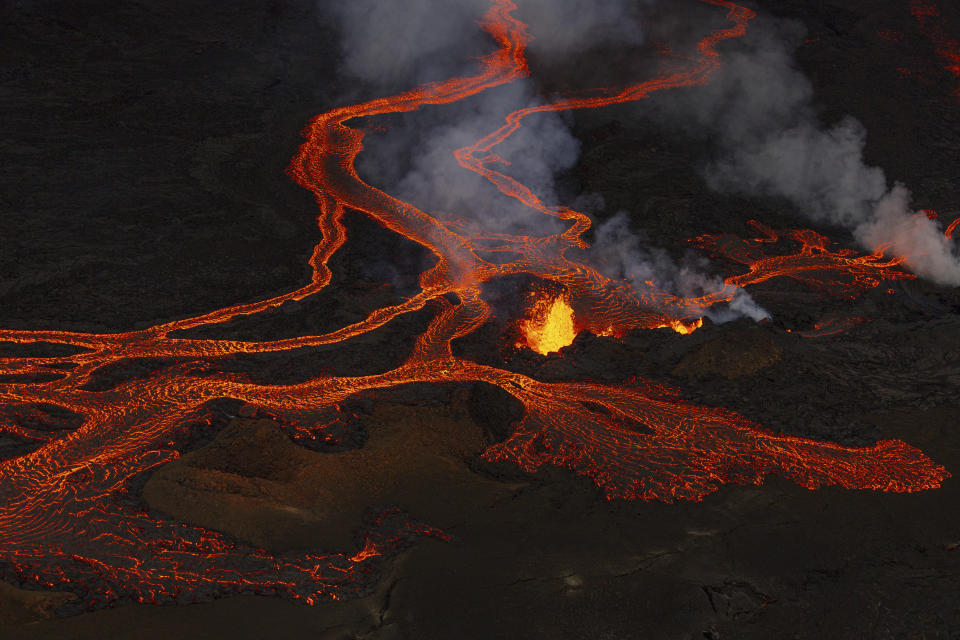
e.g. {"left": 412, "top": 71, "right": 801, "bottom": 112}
{"left": 451, "top": 0, "right": 756, "bottom": 337}
{"left": 0, "top": 0, "right": 947, "bottom": 610}
{"left": 946, "top": 216, "right": 959, "bottom": 239}
{"left": 789, "top": 317, "right": 871, "bottom": 339}
{"left": 910, "top": 0, "right": 960, "bottom": 97}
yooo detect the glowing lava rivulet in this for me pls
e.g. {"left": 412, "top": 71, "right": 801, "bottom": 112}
{"left": 0, "top": 0, "right": 949, "bottom": 610}
{"left": 518, "top": 294, "right": 577, "bottom": 355}
{"left": 911, "top": 0, "right": 960, "bottom": 96}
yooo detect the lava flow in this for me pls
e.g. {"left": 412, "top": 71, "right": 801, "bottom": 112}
{"left": 0, "top": 0, "right": 949, "bottom": 612}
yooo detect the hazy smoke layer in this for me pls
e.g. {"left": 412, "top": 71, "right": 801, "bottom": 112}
{"left": 320, "top": 0, "right": 490, "bottom": 87}
{"left": 515, "top": 0, "right": 647, "bottom": 58}
{"left": 590, "top": 212, "right": 770, "bottom": 323}
{"left": 355, "top": 81, "right": 580, "bottom": 237}
{"left": 323, "top": 0, "right": 648, "bottom": 86}
{"left": 658, "top": 15, "right": 960, "bottom": 286}
{"left": 326, "top": 0, "right": 768, "bottom": 321}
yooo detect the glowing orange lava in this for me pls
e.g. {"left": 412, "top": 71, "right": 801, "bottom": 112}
{"left": 657, "top": 318, "right": 704, "bottom": 334}
{"left": 911, "top": 0, "right": 960, "bottom": 97}
{"left": 787, "top": 317, "right": 870, "bottom": 338}
{"left": 0, "top": 0, "right": 947, "bottom": 611}
{"left": 519, "top": 294, "right": 577, "bottom": 354}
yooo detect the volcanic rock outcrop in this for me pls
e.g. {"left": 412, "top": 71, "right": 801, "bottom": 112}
{"left": 144, "top": 392, "right": 512, "bottom": 552}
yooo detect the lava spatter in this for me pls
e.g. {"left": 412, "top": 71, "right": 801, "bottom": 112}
{"left": 0, "top": 0, "right": 947, "bottom": 611}
{"left": 946, "top": 216, "right": 959, "bottom": 239}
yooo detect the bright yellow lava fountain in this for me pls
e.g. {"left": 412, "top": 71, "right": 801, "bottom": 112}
{"left": 520, "top": 295, "right": 578, "bottom": 355}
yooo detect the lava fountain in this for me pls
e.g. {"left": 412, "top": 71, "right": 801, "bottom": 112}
{"left": 518, "top": 292, "right": 577, "bottom": 355}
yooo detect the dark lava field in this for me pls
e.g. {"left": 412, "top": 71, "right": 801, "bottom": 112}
{"left": 1, "top": 0, "right": 959, "bottom": 638}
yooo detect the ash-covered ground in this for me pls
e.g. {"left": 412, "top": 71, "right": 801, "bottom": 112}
{"left": 2, "top": 0, "right": 960, "bottom": 638}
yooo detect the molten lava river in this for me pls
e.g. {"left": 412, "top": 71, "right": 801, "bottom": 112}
{"left": 0, "top": 0, "right": 949, "bottom": 610}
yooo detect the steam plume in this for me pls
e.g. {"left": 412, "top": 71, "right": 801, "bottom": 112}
{"left": 658, "top": 15, "right": 960, "bottom": 286}
{"left": 324, "top": 0, "right": 768, "bottom": 320}
{"left": 322, "top": 0, "right": 648, "bottom": 86}
{"left": 590, "top": 212, "right": 770, "bottom": 323}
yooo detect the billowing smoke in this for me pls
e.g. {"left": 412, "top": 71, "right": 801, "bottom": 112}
{"left": 321, "top": 0, "right": 769, "bottom": 321}
{"left": 383, "top": 82, "right": 581, "bottom": 236}
{"left": 321, "top": 0, "right": 648, "bottom": 86}
{"left": 323, "top": 0, "right": 642, "bottom": 235}
{"left": 320, "top": 0, "right": 490, "bottom": 88}
{"left": 513, "top": 0, "right": 648, "bottom": 58}
{"left": 589, "top": 212, "right": 770, "bottom": 323}
{"left": 654, "top": 14, "right": 960, "bottom": 286}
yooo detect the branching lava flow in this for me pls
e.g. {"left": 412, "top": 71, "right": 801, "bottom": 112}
{"left": 0, "top": 0, "right": 948, "bottom": 610}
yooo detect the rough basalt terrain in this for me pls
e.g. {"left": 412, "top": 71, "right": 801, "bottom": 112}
{"left": 2, "top": 0, "right": 960, "bottom": 638}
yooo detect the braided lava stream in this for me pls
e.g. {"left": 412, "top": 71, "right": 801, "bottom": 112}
{"left": 0, "top": 0, "right": 949, "bottom": 610}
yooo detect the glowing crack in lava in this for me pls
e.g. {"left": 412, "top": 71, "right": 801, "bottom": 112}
{"left": 0, "top": 0, "right": 949, "bottom": 611}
